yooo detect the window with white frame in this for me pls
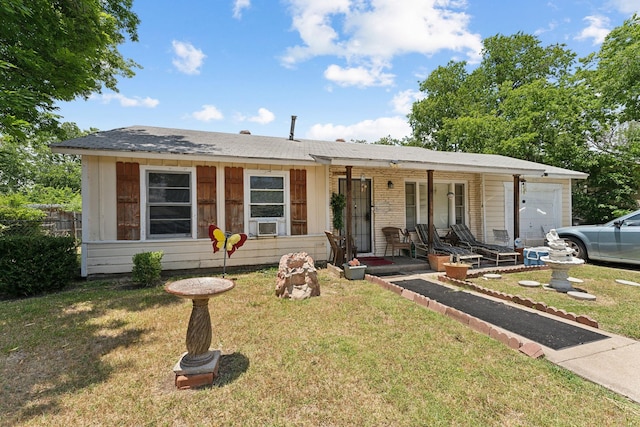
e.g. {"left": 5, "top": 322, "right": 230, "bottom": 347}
{"left": 246, "top": 171, "right": 289, "bottom": 236}
{"left": 146, "top": 170, "right": 193, "bottom": 238}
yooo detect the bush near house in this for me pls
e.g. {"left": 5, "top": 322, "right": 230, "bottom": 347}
{"left": 132, "top": 251, "right": 164, "bottom": 287}
{"left": 0, "top": 235, "right": 78, "bottom": 298}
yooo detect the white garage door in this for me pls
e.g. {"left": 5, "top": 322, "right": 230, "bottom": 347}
{"left": 504, "top": 183, "right": 562, "bottom": 245}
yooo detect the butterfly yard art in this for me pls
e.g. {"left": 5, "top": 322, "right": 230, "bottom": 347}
{"left": 209, "top": 225, "right": 248, "bottom": 277}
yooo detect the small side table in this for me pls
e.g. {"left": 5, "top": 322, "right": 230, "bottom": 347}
{"left": 165, "top": 277, "right": 234, "bottom": 389}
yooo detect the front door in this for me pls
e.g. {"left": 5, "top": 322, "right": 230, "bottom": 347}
{"left": 339, "top": 178, "right": 372, "bottom": 253}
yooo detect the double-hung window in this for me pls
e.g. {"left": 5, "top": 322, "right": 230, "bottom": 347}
{"left": 246, "top": 171, "right": 289, "bottom": 236}
{"left": 146, "top": 170, "right": 193, "bottom": 238}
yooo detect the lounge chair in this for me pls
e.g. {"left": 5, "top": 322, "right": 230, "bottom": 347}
{"left": 382, "top": 226, "right": 412, "bottom": 259}
{"left": 415, "top": 224, "right": 482, "bottom": 268}
{"left": 450, "top": 224, "right": 519, "bottom": 266}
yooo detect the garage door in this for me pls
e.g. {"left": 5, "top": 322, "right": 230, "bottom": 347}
{"left": 504, "top": 183, "right": 562, "bottom": 245}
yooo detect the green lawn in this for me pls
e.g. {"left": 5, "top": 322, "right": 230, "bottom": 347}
{"left": 1, "top": 267, "right": 639, "bottom": 426}
{"left": 466, "top": 263, "right": 640, "bottom": 340}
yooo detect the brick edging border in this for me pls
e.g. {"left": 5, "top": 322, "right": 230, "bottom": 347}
{"left": 438, "top": 272, "right": 599, "bottom": 329}
{"left": 366, "top": 274, "right": 545, "bottom": 359}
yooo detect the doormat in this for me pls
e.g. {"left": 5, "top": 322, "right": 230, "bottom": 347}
{"left": 393, "top": 278, "right": 609, "bottom": 350}
{"left": 358, "top": 256, "right": 394, "bottom": 266}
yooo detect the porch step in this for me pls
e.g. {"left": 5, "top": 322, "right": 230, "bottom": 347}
{"left": 364, "top": 256, "right": 430, "bottom": 275}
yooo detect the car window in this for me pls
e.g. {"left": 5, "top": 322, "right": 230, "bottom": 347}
{"left": 624, "top": 213, "right": 640, "bottom": 226}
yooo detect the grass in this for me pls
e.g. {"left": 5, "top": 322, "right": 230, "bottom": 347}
{"left": 0, "top": 267, "right": 639, "bottom": 426}
{"left": 467, "top": 263, "right": 640, "bottom": 339}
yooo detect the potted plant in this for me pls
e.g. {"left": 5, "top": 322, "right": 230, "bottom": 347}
{"left": 443, "top": 260, "right": 472, "bottom": 280}
{"left": 343, "top": 257, "right": 367, "bottom": 280}
{"left": 330, "top": 192, "right": 346, "bottom": 234}
{"left": 428, "top": 253, "right": 450, "bottom": 272}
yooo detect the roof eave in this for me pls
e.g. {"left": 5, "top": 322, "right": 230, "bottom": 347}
{"left": 51, "top": 147, "right": 319, "bottom": 166}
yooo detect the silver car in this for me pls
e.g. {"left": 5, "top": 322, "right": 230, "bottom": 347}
{"left": 555, "top": 209, "right": 640, "bottom": 265}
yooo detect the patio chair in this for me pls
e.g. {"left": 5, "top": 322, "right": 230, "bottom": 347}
{"left": 493, "top": 229, "right": 510, "bottom": 246}
{"left": 415, "top": 224, "right": 482, "bottom": 268}
{"left": 324, "top": 230, "right": 357, "bottom": 265}
{"left": 324, "top": 231, "right": 344, "bottom": 265}
{"left": 450, "top": 224, "right": 519, "bottom": 266}
{"left": 382, "top": 226, "right": 412, "bottom": 259}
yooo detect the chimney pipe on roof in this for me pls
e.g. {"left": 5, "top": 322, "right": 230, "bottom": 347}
{"left": 289, "top": 115, "right": 297, "bottom": 140}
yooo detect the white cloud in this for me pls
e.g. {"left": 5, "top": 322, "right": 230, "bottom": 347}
{"left": 192, "top": 105, "right": 224, "bottom": 121}
{"left": 324, "top": 64, "right": 394, "bottom": 87}
{"left": 248, "top": 108, "right": 276, "bottom": 124}
{"left": 233, "top": 0, "right": 251, "bottom": 19}
{"left": 607, "top": 0, "right": 640, "bottom": 14}
{"left": 172, "top": 40, "right": 206, "bottom": 75}
{"left": 575, "top": 15, "right": 610, "bottom": 45}
{"left": 391, "top": 89, "right": 424, "bottom": 115}
{"left": 281, "top": 0, "right": 483, "bottom": 86}
{"left": 235, "top": 108, "right": 276, "bottom": 124}
{"left": 306, "top": 116, "right": 412, "bottom": 142}
{"left": 534, "top": 20, "right": 558, "bottom": 36}
{"left": 94, "top": 93, "right": 159, "bottom": 108}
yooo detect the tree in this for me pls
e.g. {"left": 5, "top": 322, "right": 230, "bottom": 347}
{"left": 587, "top": 14, "right": 640, "bottom": 123}
{"left": 0, "top": 123, "right": 88, "bottom": 210}
{"left": 408, "top": 29, "right": 640, "bottom": 223}
{"left": 0, "top": 0, "right": 140, "bottom": 137}
{"left": 409, "top": 32, "right": 579, "bottom": 163}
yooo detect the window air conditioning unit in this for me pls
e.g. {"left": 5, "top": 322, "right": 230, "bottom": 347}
{"left": 257, "top": 221, "right": 278, "bottom": 237}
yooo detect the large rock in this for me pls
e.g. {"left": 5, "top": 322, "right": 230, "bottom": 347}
{"left": 275, "top": 252, "right": 320, "bottom": 300}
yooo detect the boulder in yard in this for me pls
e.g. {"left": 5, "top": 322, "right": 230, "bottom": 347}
{"left": 275, "top": 252, "right": 320, "bottom": 300}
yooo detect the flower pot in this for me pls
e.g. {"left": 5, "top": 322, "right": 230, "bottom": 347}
{"left": 443, "top": 262, "right": 471, "bottom": 280}
{"left": 428, "top": 254, "right": 450, "bottom": 272}
{"left": 343, "top": 264, "right": 367, "bottom": 280}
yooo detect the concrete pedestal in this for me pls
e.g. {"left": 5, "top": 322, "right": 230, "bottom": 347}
{"left": 173, "top": 350, "right": 221, "bottom": 389}
{"left": 165, "top": 277, "right": 234, "bottom": 390}
{"left": 540, "top": 256, "right": 584, "bottom": 293}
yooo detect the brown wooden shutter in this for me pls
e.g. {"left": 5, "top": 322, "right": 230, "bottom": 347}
{"left": 116, "top": 162, "right": 140, "bottom": 240}
{"left": 290, "top": 169, "right": 307, "bottom": 235}
{"left": 197, "top": 165, "right": 217, "bottom": 238}
{"left": 225, "top": 166, "right": 244, "bottom": 233}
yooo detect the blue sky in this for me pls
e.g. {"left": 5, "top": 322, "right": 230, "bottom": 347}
{"left": 56, "top": 0, "right": 639, "bottom": 142}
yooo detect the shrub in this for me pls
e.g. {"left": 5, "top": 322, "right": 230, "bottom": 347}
{"left": 132, "top": 251, "right": 164, "bottom": 287}
{"left": 0, "top": 235, "right": 78, "bottom": 298}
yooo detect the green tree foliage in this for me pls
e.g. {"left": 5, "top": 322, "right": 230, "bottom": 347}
{"left": 0, "top": 0, "right": 140, "bottom": 137}
{"left": 0, "top": 123, "right": 88, "bottom": 209}
{"left": 587, "top": 14, "right": 640, "bottom": 123}
{"left": 408, "top": 27, "right": 640, "bottom": 223}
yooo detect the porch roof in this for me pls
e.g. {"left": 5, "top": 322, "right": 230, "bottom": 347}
{"left": 51, "top": 125, "right": 587, "bottom": 179}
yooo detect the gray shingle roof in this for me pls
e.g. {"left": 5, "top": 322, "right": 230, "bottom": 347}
{"left": 51, "top": 125, "right": 587, "bottom": 178}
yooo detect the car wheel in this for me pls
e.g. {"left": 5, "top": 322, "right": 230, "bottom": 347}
{"left": 564, "top": 237, "right": 587, "bottom": 260}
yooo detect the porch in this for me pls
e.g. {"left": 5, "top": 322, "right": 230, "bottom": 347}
{"left": 351, "top": 254, "right": 526, "bottom": 277}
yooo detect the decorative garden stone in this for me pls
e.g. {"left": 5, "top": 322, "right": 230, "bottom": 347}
{"left": 275, "top": 252, "right": 320, "bottom": 300}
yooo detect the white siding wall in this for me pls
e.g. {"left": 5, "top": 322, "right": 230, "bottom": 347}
{"left": 82, "top": 156, "right": 328, "bottom": 276}
{"left": 83, "top": 235, "right": 327, "bottom": 276}
{"left": 81, "top": 155, "right": 575, "bottom": 275}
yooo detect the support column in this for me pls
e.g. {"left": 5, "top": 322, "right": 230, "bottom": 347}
{"left": 345, "top": 166, "right": 353, "bottom": 260}
{"left": 427, "top": 170, "right": 434, "bottom": 251}
{"left": 513, "top": 175, "right": 520, "bottom": 240}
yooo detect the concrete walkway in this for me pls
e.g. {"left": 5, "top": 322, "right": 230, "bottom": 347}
{"left": 378, "top": 270, "right": 640, "bottom": 405}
